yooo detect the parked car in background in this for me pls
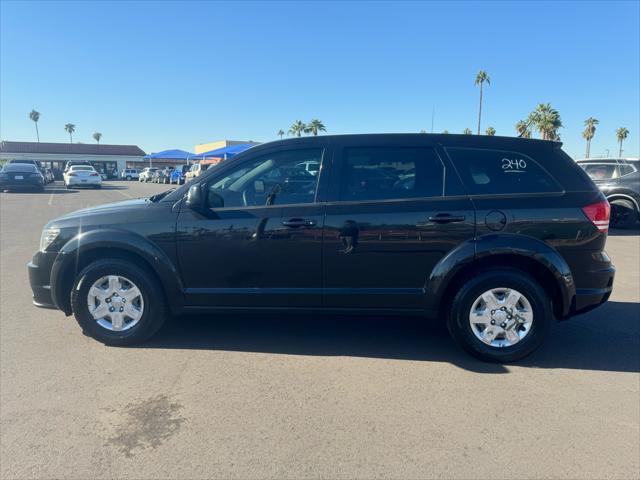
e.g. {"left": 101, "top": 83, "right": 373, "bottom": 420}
{"left": 0, "top": 163, "right": 45, "bottom": 192}
{"left": 64, "top": 161, "right": 92, "bottom": 173}
{"left": 153, "top": 167, "right": 174, "bottom": 184}
{"left": 577, "top": 158, "right": 640, "bottom": 228}
{"left": 185, "top": 162, "right": 209, "bottom": 182}
{"left": 138, "top": 167, "right": 158, "bottom": 183}
{"left": 121, "top": 169, "right": 140, "bottom": 181}
{"left": 297, "top": 160, "right": 320, "bottom": 176}
{"left": 63, "top": 165, "right": 102, "bottom": 189}
{"left": 44, "top": 168, "right": 55, "bottom": 184}
{"left": 170, "top": 164, "right": 190, "bottom": 185}
{"left": 29, "top": 134, "right": 615, "bottom": 363}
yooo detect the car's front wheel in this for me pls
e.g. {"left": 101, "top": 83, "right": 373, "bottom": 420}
{"left": 447, "top": 268, "right": 552, "bottom": 362}
{"left": 70, "top": 258, "right": 167, "bottom": 345}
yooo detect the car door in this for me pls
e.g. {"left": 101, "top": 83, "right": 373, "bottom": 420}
{"left": 322, "top": 137, "right": 475, "bottom": 311}
{"left": 176, "top": 143, "right": 331, "bottom": 308}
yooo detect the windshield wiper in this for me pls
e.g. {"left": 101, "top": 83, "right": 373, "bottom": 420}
{"left": 148, "top": 189, "right": 175, "bottom": 202}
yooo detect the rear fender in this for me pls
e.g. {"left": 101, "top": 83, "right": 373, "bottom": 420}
{"left": 425, "top": 234, "right": 576, "bottom": 318}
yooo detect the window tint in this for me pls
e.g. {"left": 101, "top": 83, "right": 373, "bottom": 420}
{"left": 207, "top": 148, "right": 323, "bottom": 208}
{"left": 448, "top": 148, "right": 562, "bottom": 195}
{"left": 619, "top": 163, "right": 637, "bottom": 176}
{"left": 2, "top": 163, "right": 38, "bottom": 172}
{"left": 340, "top": 147, "right": 443, "bottom": 201}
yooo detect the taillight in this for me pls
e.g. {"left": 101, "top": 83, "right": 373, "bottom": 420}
{"left": 582, "top": 199, "right": 610, "bottom": 233}
{"left": 68, "top": 173, "right": 77, "bottom": 177}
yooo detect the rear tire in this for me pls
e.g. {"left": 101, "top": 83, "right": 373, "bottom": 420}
{"left": 610, "top": 199, "right": 638, "bottom": 229}
{"left": 70, "top": 258, "right": 167, "bottom": 346}
{"left": 446, "top": 268, "right": 552, "bottom": 362}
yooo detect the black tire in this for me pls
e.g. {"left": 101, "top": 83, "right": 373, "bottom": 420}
{"left": 447, "top": 268, "right": 552, "bottom": 363}
{"left": 610, "top": 199, "right": 638, "bottom": 229}
{"left": 126, "top": 176, "right": 132, "bottom": 181}
{"left": 70, "top": 258, "right": 167, "bottom": 346}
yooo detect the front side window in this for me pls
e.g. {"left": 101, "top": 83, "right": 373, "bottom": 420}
{"left": 206, "top": 148, "right": 323, "bottom": 208}
{"left": 340, "top": 147, "right": 443, "bottom": 201}
{"left": 447, "top": 148, "right": 562, "bottom": 195}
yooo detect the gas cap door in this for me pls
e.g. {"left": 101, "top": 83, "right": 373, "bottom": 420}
{"left": 485, "top": 210, "right": 507, "bottom": 231}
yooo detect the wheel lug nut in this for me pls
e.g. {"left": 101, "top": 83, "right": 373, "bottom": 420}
{"left": 507, "top": 315, "right": 512, "bottom": 319}
{"left": 119, "top": 307, "right": 124, "bottom": 312}
{"left": 491, "top": 310, "right": 495, "bottom": 314}
{"left": 490, "top": 320, "right": 495, "bottom": 325}
{"left": 501, "top": 307, "right": 506, "bottom": 311}
{"left": 105, "top": 298, "right": 111, "bottom": 303}
{"left": 500, "top": 323, "right": 506, "bottom": 328}
{"left": 109, "top": 306, "right": 115, "bottom": 312}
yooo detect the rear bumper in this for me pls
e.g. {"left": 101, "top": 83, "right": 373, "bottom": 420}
{"left": 569, "top": 264, "right": 615, "bottom": 317}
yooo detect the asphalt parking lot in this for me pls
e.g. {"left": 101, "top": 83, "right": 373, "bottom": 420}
{"left": 1, "top": 181, "right": 638, "bottom": 479}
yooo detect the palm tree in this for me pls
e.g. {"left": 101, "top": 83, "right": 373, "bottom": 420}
{"left": 64, "top": 123, "right": 76, "bottom": 143}
{"left": 93, "top": 132, "right": 102, "bottom": 144}
{"left": 29, "top": 110, "right": 41, "bottom": 142}
{"left": 485, "top": 127, "right": 496, "bottom": 136}
{"left": 305, "top": 119, "right": 326, "bottom": 136}
{"left": 528, "top": 103, "right": 562, "bottom": 140}
{"left": 616, "top": 127, "right": 629, "bottom": 157}
{"left": 288, "top": 120, "right": 306, "bottom": 137}
{"left": 277, "top": 129, "right": 285, "bottom": 139}
{"left": 474, "top": 70, "right": 490, "bottom": 135}
{"left": 515, "top": 120, "right": 531, "bottom": 138}
{"left": 582, "top": 117, "right": 599, "bottom": 158}
{"left": 463, "top": 128, "right": 473, "bottom": 135}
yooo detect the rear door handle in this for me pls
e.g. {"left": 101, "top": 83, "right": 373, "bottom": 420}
{"left": 282, "top": 218, "right": 317, "bottom": 228}
{"left": 427, "top": 213, "right": 466, "bottom": 224}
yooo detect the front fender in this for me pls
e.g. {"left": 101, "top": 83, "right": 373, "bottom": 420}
{"left": 424, "top": 234, "right": 576, "bottom": 318}
{"left": 50, "top": 228, "right": 183, "bottom": 314}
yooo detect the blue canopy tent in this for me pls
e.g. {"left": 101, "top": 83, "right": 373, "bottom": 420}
{"left": 193, "top": 143, "right": 255, "bottom": 162}
{"left": 143, "top": 149, "right": 194, "bottom": 167}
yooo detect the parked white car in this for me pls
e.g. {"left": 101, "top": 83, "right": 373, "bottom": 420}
{"left": 138, "top": 167, "right": 158, "bottom": 182}
{"left": 121, "top": 168, "right": 140, "bottom": 181}
{"left": 64, "top": 165, "right": 102, "bottom": 189}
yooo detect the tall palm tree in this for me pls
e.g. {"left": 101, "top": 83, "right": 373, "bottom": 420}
{"left": 93, "top": 132, "right": 102, "bottom": 144}
{"left": 64, "top": 123, "right": 76, "bottom": 143}
{"left": 485, "top": 126, "right": 496, "bottom": 136}
{"left": 277, "top": 129, "right": 285, "bottom": 139}
{"left": 528, "top": 103, "right": 562, "bottom": 140}
{"left": 616, "top": 127, "right": 629, "bottom": 157}
{"left": 305, "top": 119, "right": 326, "bottom": 136}
{"left": 582, "top": 117, "right": 599, "bottom": 158}
{"left": 474, "top": 70, "right": 490, "bottom": 135}
{"left": 288, "top": 120, "right": 306, "bottom": 137}
{"left": 515, "top": 120, "right": 532, "bottom": 138}
{"left": 29, "top": 110, "right": 41, "bottom": 142}
{"left": 463, "top": 128, "right": 473, "bottom": 135}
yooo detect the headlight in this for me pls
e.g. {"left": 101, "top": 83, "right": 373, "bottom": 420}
{"left": 39, "top": 227, "right": 60, "bottom": 252}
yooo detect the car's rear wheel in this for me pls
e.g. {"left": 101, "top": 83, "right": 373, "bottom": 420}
{"left": 447, "top": 268, "right": 552, "bottom": 362}
{"left": 126, "top": 176, "right": 132, "bottom": 181}
{"left": 70, "top": 258, "right": 167, "bottom": 345}
{"left": 610, "top": 199, "right": 638, "bottom": 229}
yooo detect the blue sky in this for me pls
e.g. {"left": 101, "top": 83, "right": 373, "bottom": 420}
{"left": 1, "top": 0, "right": 638, "bottom": 158}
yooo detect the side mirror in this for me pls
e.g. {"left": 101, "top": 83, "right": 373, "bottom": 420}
{"left": 207, "top": 191, "right": 225, "bottom": 209}
{"left": 186, "top": 184, "right": 203, "bottom": 210}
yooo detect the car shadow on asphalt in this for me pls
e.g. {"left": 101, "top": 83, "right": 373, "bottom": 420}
{"left": 609, "top": 228, "right": 640, "bottom": 236}
{"left": 141, "top": 300, "right": 640, "bottom": 374}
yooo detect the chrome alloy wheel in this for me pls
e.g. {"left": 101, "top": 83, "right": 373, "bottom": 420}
{"left": 468, "top": 288, "right": 533, "bottom": 348}
{"left": 87, "top": 275, "right": 144, "bottom": 331}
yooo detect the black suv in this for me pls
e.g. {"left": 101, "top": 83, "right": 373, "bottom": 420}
{"left": 576, "top": 158, "right": 640, "bottom": 228}
{"left": 28, "top": 134, "right": 615, "bottom": 362}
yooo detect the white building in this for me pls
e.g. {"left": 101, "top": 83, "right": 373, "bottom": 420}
{"left": 0, "top": 141, "right": 146, "bottom": 179}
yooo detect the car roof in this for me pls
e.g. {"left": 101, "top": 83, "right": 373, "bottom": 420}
{"left": 576, "top": 158, "right": 639, "bottom": 163}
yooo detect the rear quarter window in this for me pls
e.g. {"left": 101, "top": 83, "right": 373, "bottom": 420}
{"left": 447, "top": 147, "right": 563, "bottom": 195}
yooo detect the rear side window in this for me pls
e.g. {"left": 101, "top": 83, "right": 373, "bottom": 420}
{"left": 340, "top": 147, "right": 444, "bottom": 201}
{"left": 447, "top": 148, "right": 562, "bottom": 195}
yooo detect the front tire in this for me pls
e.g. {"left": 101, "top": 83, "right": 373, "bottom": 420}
{"left": 70, "top": 258, "right": 167, "bottom": 346}
{"left": 447, "top": 268, "right": 552, "bottom": 362}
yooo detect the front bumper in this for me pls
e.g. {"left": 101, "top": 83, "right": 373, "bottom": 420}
{"left": 27, "top": 251, "right": 59, "bottom": 310}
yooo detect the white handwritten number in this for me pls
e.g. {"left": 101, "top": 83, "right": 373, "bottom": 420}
{"left": 501, "top": 157, "right": 527, "bottom": 172}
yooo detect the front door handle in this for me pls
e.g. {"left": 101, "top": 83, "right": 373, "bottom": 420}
{"left": 282, "top": 218, "right": 317, "bottom": 228}
{"left": 427, "top": 213, "right": 466, "bottom": 224}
